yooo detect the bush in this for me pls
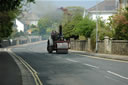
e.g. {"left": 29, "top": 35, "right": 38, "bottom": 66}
{"left": 109, "top": 7, "right": 128, "bottom": 40}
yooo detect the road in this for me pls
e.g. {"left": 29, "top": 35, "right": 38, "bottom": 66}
{"left": 11, "top": 41, "right": 128, "bottom": 85}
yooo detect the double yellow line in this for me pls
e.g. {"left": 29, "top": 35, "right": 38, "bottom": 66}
{"left": 8, "top": 49, "right": 43, "bottom": 85}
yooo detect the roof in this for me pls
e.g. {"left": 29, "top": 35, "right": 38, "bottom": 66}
{"left": 88, "top": 0, "right": 117, "bottom": 12}
{"left": 22, "top": 12, "right": 39, "bottom": 21}
{"left": 18, "top": 12, "right": 40, "bottom": 25}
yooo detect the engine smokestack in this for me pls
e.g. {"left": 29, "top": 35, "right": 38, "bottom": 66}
{"left": 59, "top": 25, "right": 63, "bottom": 37}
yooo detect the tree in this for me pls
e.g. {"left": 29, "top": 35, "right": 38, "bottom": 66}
{"left": 90, "top": 17, "right": 113, "bottom": 50}
{"left": 63, "top": 14, "right": 82, "bottom": 38}
{"left": 0, "top": 0, "right": 35, "bottom": 40}
{"left": 108, "top": 7, "right": 128, "bottom": 40}
{"left": 75, "top": 16, "right": 96, "bottom": 38}
{"left": 90, "top": 17, "right": 113, "bottom": 41}
{"left": 28, "top": 24, "right": 39, "bottom": 35}
{"left": 62, "top": 6, "right": 84, "bottom": 39}
{"left": 38, "top": 11, "right": 62, "bottom": 39}
{"left": 62, "top": 6, "right": 84, "bottom": 25}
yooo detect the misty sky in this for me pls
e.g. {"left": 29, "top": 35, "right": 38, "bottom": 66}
{"left": 30, "top": 0, "right": 104, "bottom": 16}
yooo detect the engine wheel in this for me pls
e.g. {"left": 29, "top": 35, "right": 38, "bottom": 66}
{"left": 47, "top": 46, "right": 53, "bottom": 53}
{"left": 47, "top": 40, "right": 53, "bottom": 53}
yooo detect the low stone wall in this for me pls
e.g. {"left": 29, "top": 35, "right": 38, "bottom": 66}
{"left": 0, "top": 40, "right": 10, "bottom": 47}
{"left": 0, "top": 36, "right": 42, "bottom": 48}
{"left": 112, "top": 40, "right": 128, "bottom": 55}
{"left": 71, "top": 40, "right": 88, "bottom": 51}
{"left": 70, "top": 38, "right": 128, "bottom": 55}
{"left": 98, "top": 40, "right": 104, "bottom": 53}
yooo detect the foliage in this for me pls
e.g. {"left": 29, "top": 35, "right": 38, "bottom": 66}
{"left": 108, "top": 7, "right": 128, "bottom": 40}
{"left": 62, "top": 6, "right": 84, "bottom": 25}
{"left": 91, "top": 17, "right": 113, "bottom": 41}
{"left": 38, "top": 17, "right": 52, "bottom": 35}
{"left": 75, "top": 16, "right": 96, "bottom": 38}
{"left": 63, "top": 14, "right": 82, "bottom": 38}
{"left": 27, "top": 24, "right": 39, "bottom": 35}
{"left": 0, "top": 0, "right": 35, "bottom": 40}
{"left": 10, "top": 28, "right": 26, "bottom": 38}
{"left": 90, "top": 17, "right": 113, "bottom": 50}
{"left": 62, "top": 6, "right": 84, "bottom": 39}
{"left": 38, "top": 11, "right": 62, "bottom": 39}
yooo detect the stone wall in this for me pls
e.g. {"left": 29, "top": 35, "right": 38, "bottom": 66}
{"left": 0, "top": 36, "right": 42, "bottom": 48}
{"left": 97, "top": 40, "right": 104, "bottom": 53}
{"left": 70, "top": 37, "right": 128, "bottom": 55}
{"left": 112, "top": 40, "right": 128, "bottom": 55}
{"left": 70, "top": 39, "right": 89, "bottom": 51}
{"left": 71, "top": 40, "right": 87, "bottom": 51}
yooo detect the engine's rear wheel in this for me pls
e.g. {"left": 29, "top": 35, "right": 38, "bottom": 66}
{"left": 47, "top": 40, "right": 53, "bottom": 53}
{"left": 47, "top": 46, "right": 53, "bottom": 53}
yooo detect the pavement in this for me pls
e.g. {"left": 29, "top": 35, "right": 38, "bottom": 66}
{"left": 70, "top": 50, "right": 128, "bottom": 62}
{"left": 0, "top": 50, "right": 22, "bottom": 85}
{"left": 0, "top": 48, "right": 36, "bottom": 85}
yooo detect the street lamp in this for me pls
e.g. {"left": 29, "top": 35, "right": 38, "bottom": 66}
{"left": 95, "top": 1, "right": 98, "bottom": 53}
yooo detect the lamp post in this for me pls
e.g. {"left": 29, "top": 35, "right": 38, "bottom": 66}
{"left": 95, "top": 1, "right": 98, "bottom": 53}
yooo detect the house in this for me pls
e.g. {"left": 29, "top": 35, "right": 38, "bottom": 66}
{"left": 18, "top": 12, "right": 40, "bottom": 32}
{"left": 21, "top": 12, "right": 39, "bottom": 26}
{"left": 88, "top": 0, "right": 117, "bottom": 22}
{"left": 15, "top": 19, "right": 24, "bottom": 32}
{"left": 119, "top": 0, "right": 128, "bottom": 8}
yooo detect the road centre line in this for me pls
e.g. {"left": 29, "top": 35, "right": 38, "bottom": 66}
{"left": 83, "top": 63, "right": 99, "bottom": 69}
{"left": 66, "top": 58, "right": 99, "bottom": 69}
{"left": 107, "top": 71, "right": 128, "bottom": 80}
{"left": 8, "top": 49, "right": 43, "bottom": 85}
{"left": 66, "top": 58, "right": 79, "bottom": 62}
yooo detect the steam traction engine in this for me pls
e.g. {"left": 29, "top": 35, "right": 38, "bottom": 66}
{"left": 47, "top": 25, "right": 69, "bottom": 54}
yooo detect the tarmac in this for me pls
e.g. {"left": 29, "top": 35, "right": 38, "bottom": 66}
{"left": 0, "top": 46, "right": 128, "bottom": 85}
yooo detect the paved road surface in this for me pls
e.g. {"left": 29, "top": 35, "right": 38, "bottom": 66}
{"left": 11, "top": 41, "right": 128, "bottom": 85}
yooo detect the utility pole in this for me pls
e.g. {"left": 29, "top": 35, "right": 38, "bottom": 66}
{"left": 95, "top": 1, "right": 98, "bottom": 53}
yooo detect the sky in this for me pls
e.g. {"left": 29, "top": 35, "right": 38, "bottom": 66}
{"left": 29, "top": 0, "right": 104, "bottom": 17}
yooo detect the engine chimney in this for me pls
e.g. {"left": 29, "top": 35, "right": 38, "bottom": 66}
{"left": 59, "top": 25, "right": 63, "bottom": 37}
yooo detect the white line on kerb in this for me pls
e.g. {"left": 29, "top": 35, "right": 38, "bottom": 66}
{"left": 83, "top": 63, "right": 99, "bottom": 69}
{"left": 107, "top": 71, "right": 128, "bottom": 80}
{"left": 66, "top": 59, "right": 78, "bottom": 62}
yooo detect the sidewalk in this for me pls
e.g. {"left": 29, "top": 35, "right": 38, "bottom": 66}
{"left": 70, "top": 50, "right": 128, "bottom": 62}
{"left": 0, "top": 51, "right": 22, "bottom": 85}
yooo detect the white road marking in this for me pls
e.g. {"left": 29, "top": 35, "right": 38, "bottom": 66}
{"left": 66, "top": 58, "right": 78, "bottom": 62}
{"left": 107, "top": 71, "right": 128, "bottom": 80}
{"left": 83, "top": 63, "right": 99, "bottom": 69}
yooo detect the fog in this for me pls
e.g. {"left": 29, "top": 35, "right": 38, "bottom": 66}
{"left": 30, "top": 1, "right": 57, "bottom": 17}
{"left": 29, "top": 0, "right": 104, "bottom": 17}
